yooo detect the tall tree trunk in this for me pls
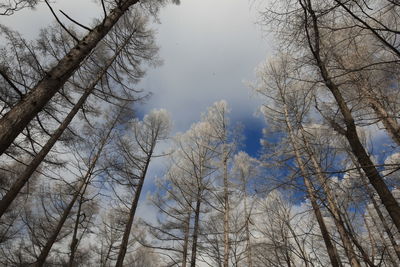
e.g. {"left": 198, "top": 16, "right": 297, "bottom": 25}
{"left": 349, "top": 153, "right": 400, "bottom": 261}
{"left": 286, "top": 222, "right": 310, "bottom": 267}
{"left": 0, "top": 0, "right": 140, "bottom": 156}
{"left": 181, "top": 211, "right": 192, "bottom": 267}
{"left": 68, "top": 183, "right": 89, "bottom": 267}
{"left": 367, "top": 207, "right": 398, "bottom": 266}
{"left": 223, "top": 150, "right": 230, "bottom": 267}
{"left": 302, "top": 0, "right": 400, "bottom": 231}
{"left": 242, "top": 179, "right": 253, "bottom": 267}
{"left": 33, "top": 111, "right": 119, "bottom": 266}
{"left": 0, "top": 39, "right": 130, "bottom": 218}
{"left": 115, "top": 151, "right": 153, "bottom": 267}
{"left": 364, "top": 90, "right": 400, "bottom": 146}
{"left": 190, "top": 196, "right": 202, "bottom": 267}
{"left": 299, "top": 126, "right": 361, "bottom": 267}
{"left": 283, "top": 103, "right": 342, "bottom": 267}
{"left": 333, "top": 55, "right": 400, "bottom": 147}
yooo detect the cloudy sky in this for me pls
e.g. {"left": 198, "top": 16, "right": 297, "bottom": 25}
{"left": 2, "top": 0, "right": 271, "bottom": 151}
{"left": 135, "top": 0, "right": 272, "bottom": 221}
{"left": 1, "top": 0, "right": 272, "bottom": 222}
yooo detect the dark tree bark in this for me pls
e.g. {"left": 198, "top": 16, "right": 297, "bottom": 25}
{"left": 190, "top": 196, "right": 202, "bottom": 267}
{"left": 0, "top": 0, "right": 140, "bottom": 156}
{"left": 0, "top": 38, "right": 130, "bottom": 218}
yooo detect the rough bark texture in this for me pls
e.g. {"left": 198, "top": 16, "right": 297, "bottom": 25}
{"left": 0, "top": 0, "right": 140, "bottom": 156}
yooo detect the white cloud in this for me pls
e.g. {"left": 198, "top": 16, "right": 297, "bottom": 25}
{"left": 137, "top": 0, "right": 271, "bottom": 132}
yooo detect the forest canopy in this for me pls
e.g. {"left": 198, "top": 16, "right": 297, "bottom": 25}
{"left": 0, "top": 0, "right": 400, "bottom": 266}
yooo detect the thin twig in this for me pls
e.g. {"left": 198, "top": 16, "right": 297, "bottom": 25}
{"left": 59, "top": 9, "right": 92, "bottom": 32}
{"left": 0, "top": 69, "right": 23, "bottom": 97}
{"left": 101, "top": 0, "right": 107, "bottom": 20}
{"left": 44, "top": 0, "right": 79, "bottom": 42}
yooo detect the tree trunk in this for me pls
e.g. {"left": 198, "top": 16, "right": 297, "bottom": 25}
{"left": 115, "top": 152, "right": 153, "bottom": 267}
{"left": 0, "top": 40, "right": 129, "bottom": 218}
{"left": 182, "top": 211, "right": 191, "bottom": 267}
{"left": 302, "top": 0, "right": 400, "bottom": 232}
{"left": 350, "top": 153, "right": 400, "bottom": 261}
{"left": 242, "top": 180, "right": 253, "bottom": 267}
{"left": 283, "top": 104, "right": 342, "bottom": 267}
{"left": 0, "top": 0, "right": 140, "bottom": 156}
{"left": 33, "top": 112, "right": 118, "bottom": 266}
{"left": 223, "top": 151, "right": 230, "bottom": 267}
{"left": 68, "top": 183, "right": 89, "bottom": 267}
{"left": 299, "top": 126, "right": 361, "bottom": 267}
{"left": 364, "top": 90, "right": 400, "bottom": 146}
{"left": 190, "top": 196, "right": 202, "bottom": 267}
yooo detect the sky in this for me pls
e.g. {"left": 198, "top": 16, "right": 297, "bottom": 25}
{"left": 0, "top": 0, "right": 271, "bottom": 223}
{"left": 133, "top": 0, "right": 271, "bottom": 222}
{"left": 1, "top": 0, "right": 270, "bottom": 152}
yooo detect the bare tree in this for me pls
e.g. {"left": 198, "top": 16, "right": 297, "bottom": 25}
{"left": 111, "top": 109, "right": 171, "bottom": 266}
{"left": 0, "top": 0, "right": 177, "bottom": 155}
{"left": 0, "top": 9, "right": 159, "bottom": 218}
{"left": 255, "top": 57, "right": 343, "bottom": 267}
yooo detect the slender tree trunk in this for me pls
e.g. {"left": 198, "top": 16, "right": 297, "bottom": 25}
{"left": 299, "top": 127, "right": 361, "bottom": 267}
{"left": 68, "top": 183, "right": 89, "bottom": 267}
{"left": 182, "top": 211, "right": 192, "bottom": 267}
{"left": 34, "top": 185, "right": 83, "bottom": 266}
{"left": 223, "top": 150, "right": 230, "bottom": 267}
{"left": 190, "top": 196, "right": 202, "bottom": 267}
{"left": 115, "top": 152, "right": 153, "bottom": 267}
{"left": 364, "top": 90, "right": 400, "bottom": 146}
{"left": 283, "top": 215, "right": 311, "bottom": 267}
{"left": 349, "top": 153, "right": 400, "bottom": 261}
{"left": 363, "top": 215, "right": 377, "bottom": 264}
{"left": 0, "top": 0, "right": 140, "bottom": 156}
{"left": 33, "top": 112, "right": 119, "bottom": 266}
{"left": 0, "top": 39, "right": 129, "bottom": 218}
{"left": 342, "top": 213, "right": 377, "bottom": 267}
{"left": 367, "top": 207, "right": 398, "bottom": 266}
{"left": 302, "top": 0, "right": 400, "bottom": 231}
{"left": 242, "top": 180, "right": 253, "bottom": 267}
{"left": 369, "top": 196, "right": 400, "bottom": 261}
{"left": 334, "top": 57, "right": 400, "bottom": 147}
{"left": 283, "top": 103, "right": 342, "bottom": 267}
{"left": 103, "top": 244, "right": 113, "bottom": 267}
